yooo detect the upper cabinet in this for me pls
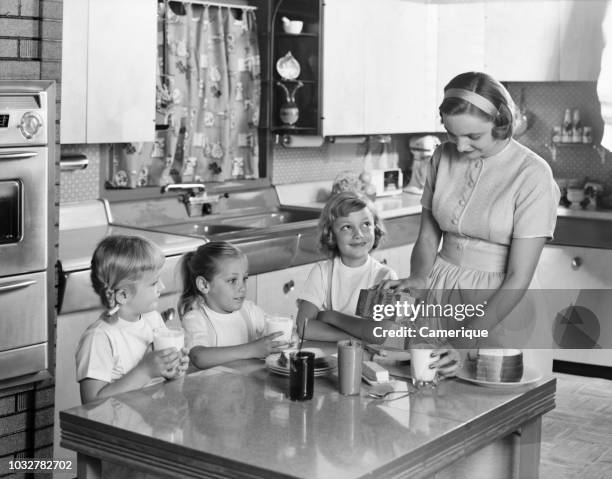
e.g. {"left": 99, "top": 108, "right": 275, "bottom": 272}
{"left": 61, "top": 0, "right": 157, "bottom": 144}
{"left": 559, "top": 0, "right": 608, "bottom": 81}
{"left": 266, "top": 0, "right": 607, "bottom": 136}
{"left": 484, "top": 1, "right": 560, "bottom": 81}
{"left": 322, "top": 0, "right": 437, "bottom": 135}
{"left": 435, "top": 0, "right": 607, "bottom": 84}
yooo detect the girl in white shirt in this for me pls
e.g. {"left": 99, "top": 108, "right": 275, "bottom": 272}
{"left": 179, "top": 241, "right": 283, "bottom": 369}
{"left": 296, "top": 191, "right": 398, "bottom": 343}
{"left": 76, "top": 235, "right": 188, "bottom": 404}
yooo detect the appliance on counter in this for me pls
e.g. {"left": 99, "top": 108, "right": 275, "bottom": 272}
{"left": 0, "top": 81, "right": 56, "bottom": 384}
{"left": 370, "top": 168, "right": 403, "bottom": 197}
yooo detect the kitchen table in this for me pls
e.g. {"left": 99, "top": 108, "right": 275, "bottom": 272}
{"left": 60, "top": 343, "right": 555, "bottom": 479}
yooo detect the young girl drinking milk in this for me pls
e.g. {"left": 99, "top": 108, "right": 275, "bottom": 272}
{"left": 296, "top": 191, "right": 399, "bottom": 343}
{"left": 178, "top": 241, "right": 284, "bottom": 369}
{"left": 76, "top": 235, "right": 188, "bottom": 404}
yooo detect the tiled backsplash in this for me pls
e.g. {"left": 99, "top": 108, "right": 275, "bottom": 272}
{"left": 507, "top": 82, "right": 612, "bottom": 188}
{"left": 60, "top": 144, "right": 104, "bottom": 203}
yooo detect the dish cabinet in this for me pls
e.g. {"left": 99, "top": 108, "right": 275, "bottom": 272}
{"left": 258, "top": 0, "right": 437, "bottom": 136}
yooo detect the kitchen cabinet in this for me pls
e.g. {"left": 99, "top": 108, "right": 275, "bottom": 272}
{"left": 536, "top": 244, "right": 612, "bottom": 367}
{"left": 484, "top": 1, "right": 560, "bottom": 81}
{"left": 559, "top": 0, "right": 608, "bottom": 81}
{"left": 322, "top": 0, "right": 437, "bottom": 135}
{"left": 256, "top": 263, "right": 312, "bottom": 317}
{"left": 61, "top": 0, "right": 156, "bottom": 144}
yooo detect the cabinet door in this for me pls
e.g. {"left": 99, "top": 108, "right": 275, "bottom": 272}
{"left": 60, "top": 0, "right": 89, "bottom": 143}
{"left": 322, "top": 0, "right": 366, "bottom": 136}
{"left": 560, "top": 0, "right": 608, "bottom": 81}
{"left": 87, "top": 0, "right": 157, "bottom": 143}
{"left": 436, "top": 1, "right": 486, "bottom": 130}
{"left": 363, "top": 0, "right": 437, "bottom": 133}
{"left": 373, "top": 244, "right": 414, "bottom": 279}
{"left": 484, "top": 1, "right": 560, "bottom": 81}
{"left": 256, "top": 264, "right": 312, "bottom": 318}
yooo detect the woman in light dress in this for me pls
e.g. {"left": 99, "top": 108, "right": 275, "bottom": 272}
{"left": 385, "top": 71, "right": 560, "bottom": 372}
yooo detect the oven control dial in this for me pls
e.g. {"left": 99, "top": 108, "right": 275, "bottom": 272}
{"left": 18, "top": 111, "right": 43, "bottom": 139}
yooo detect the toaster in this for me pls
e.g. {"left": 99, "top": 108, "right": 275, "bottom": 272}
{"left": 370, "top": 168, "right": 403, "bottom": 197}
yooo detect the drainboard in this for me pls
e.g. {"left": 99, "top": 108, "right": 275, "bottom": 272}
{"left": 151, "top": 223, "right": 253, "bottom": 237}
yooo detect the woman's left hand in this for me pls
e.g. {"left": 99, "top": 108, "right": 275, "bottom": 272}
{"left": 431, "top": 345, "right": 461, "bottom": 378}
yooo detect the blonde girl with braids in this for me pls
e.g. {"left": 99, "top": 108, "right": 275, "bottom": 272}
{"left": 76, "top": 235, "right": 188, "bottom": 404}
{"left": 179, "top": 241, "right": 284, "bottom": 370}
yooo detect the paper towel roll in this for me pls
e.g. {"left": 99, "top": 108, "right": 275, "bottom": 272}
{"left": 281, "top": 135, "right": 325, "bottom": 148}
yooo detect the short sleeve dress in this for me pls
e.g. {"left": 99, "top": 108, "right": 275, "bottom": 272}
{"left": 420, "top": 139, "right": 560, "bottom": 368}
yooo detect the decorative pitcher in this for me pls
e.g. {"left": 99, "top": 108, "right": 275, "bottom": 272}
{"left": 276, "top": 81, "right": 304, "bottom": 127}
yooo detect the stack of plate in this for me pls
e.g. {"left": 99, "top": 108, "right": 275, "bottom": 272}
{"left": 265, "top": 348, "right": 337, "bottom": 377}
{"left": 473, "top": 349, "right": 523, "bottom": 383}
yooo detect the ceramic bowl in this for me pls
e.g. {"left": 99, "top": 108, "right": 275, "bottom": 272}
{"left": 283, "top": 20, "right": 303, "bottom": 34}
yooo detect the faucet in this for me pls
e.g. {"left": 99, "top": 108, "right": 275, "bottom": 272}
{"left": 160, "top": 183, "right": 219, "bottom": 216}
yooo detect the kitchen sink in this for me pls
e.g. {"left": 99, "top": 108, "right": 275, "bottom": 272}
{"left": 151, "top": 223, "right": 253, "bottom": 237}
{"left": 218, "top": 208, "right": 320, "bottom": 228}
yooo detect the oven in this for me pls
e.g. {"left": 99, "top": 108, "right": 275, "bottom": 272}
{"left": 0, "top": 81, "right": 55, "bottom": 383}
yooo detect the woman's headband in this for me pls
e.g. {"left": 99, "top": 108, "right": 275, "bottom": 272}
{"left": 444, "top": 88, "right": 498, "bottom": 117}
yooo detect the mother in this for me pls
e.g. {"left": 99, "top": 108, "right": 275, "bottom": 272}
{"left": 385, "top": 72, "right": 560, "bottom": 374}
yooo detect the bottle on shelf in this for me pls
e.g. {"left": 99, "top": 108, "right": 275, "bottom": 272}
{"left": 561, "top": 108, "right": 572, "bottom": 143}
{"left": 572, "top": 109, "right": 583, "bottom": 143}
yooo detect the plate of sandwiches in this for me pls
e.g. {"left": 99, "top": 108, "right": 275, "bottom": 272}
{"left": 456, "top": 349, "right": 541, "bottom": 389}
{"left": 265, "top": 348, "right": 337, "bottom": 377}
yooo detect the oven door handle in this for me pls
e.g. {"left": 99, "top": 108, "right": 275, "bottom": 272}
{"left": 0, "top": 279, "right": 37, "bottom": 293}
{"left": 0, "top": 151, "right": 38, "bottom": 160}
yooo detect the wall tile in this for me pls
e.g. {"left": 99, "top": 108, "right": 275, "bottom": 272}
{"left": 0, "top": 0, "right": 20, "bottom": 16}
{"left": 0, "top": 39, "right": 19, "bottom": 58}
{"left": 19, "top": 39, "right": 40, "bottom": 58}
{"left": 41, "top": 1, "right": 62, "bottom": 20}
{"left": 40, "top": 40, "right": 61, "bottom": 60}
{"left": 0, "top": 397, "right": 15, "bottom": 416}
{"left": 0, "top": 60, "right": 40, "bottom": 79}
{"left": 20, "top": 0, "right": 41, "bottom": 17}
{"left": 0, "top": 18, "right": 39, "bottom": 37}
{"left": 0, "top": 413, "right": 27, "bottom": 436}
{"left": 40, "top": 19, "right": 61, "bottom": 40}
{"left": 60, "top": 144, "right": 103, "bottom": 203}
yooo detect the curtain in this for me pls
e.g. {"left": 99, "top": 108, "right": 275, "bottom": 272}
{"left": 157, "top": 1, "right": 261, "bottom": 183}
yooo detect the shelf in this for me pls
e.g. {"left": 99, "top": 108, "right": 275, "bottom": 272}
{"left": 275, "top": 32, "right": 318, "bottom": 38}
{"left": 552, "top": 141, "right": 595, "bottom": 147}
{"left": 274, "top": 78, "right": 316, "bottom": 84}
{"left": 272, "top": 126, "right": 317, "bottom": 133}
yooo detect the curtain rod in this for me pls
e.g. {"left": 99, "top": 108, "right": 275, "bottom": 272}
{"left": 168, "top": 0, "right": 257, "bottom": 10}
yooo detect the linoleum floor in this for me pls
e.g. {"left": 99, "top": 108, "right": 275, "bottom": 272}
{"left": 540, "top": 372, "right": 612, "bottom": 479}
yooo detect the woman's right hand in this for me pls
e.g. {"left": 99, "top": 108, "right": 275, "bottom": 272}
{"left": 141, "top": 348, "right": 181, "bottom": 379}
{"left": 249, "top": 331, "right": 284, "bottom": 359}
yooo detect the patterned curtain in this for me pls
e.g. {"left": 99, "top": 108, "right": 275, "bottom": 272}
{"left": 157, "top": 1, "right": 261, "bottom": 183}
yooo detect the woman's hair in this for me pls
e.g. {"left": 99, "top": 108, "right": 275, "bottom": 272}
{"left": 90, "top": 235, "right": 165, "bottom": 311}
{"left": 318, "top": 191, "right": 385, "bottom": 257}
{"left": 178, "top": 241, "right": 245, "bottom": 317}
{"left": 439, "top": 72, "right": 515, "bottom": 139}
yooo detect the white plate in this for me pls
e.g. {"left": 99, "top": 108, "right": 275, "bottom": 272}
{"left": 265, "top": 351, "right": 336, "bottom": 377}
{"left": 456, "top": 366, "right": 542, "bottom": 389}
